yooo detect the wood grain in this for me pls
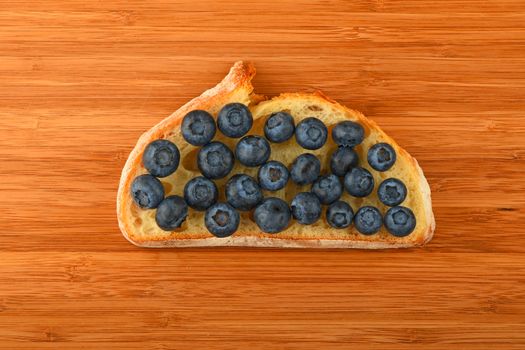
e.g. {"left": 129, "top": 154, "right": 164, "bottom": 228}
{"left": 1, "top": 0, "right": 524, "bottom": 348}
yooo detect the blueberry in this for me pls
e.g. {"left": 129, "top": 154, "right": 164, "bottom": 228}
{"left": 205, "top": 202, "right": 240, "bottom": 237}
{"left": 235, "top": 135, "right": 271, "bottom": 167}
{"left": 368, "top": 143, "right": 396, "bottom": 171}
{"left": 183, "top": 176, "right": 218, "bottom": 211}
{"left": 354, "top": 206, "right": 382, "bottom": 235}
{"left": 264, "top": 111, "right": 295, "bottom": 143}
{"left": 332, "top": 121, "right": 364, "bottom": 147}
{"left": 258, "top": 161, "right": 289, "bottom": 191}
{"left": 155, "top": 195, "right": 188, "bottom": 231}
{"left": 330, "top": 146, "right": 359, "bottom": 177}
{"left": 326, "top": 201, "right": 354, "bottom": 229}
{"left": 197, "top": 141, "right": 234, "bottom": 179}
{"left": 378, "top": 178, "right": 407, "bottom": 207}
{"left": 344, "top": 167, "right": 374, "bottom": 197}
{"left": 181, "top": 110, "right": 216, "bottom": 146}
{"left": 143, "top": 139, "right": 180, "bottom": 178}
{"left": 217, "top": 103, "right": 253, "bottom": 138}
{"left": 225, "top": 174, "right": 263, "bottom": 211}
{"left": 311, "top": 174, "right": 343, "bottom": 205}
{"left": 295, "top": 117, "right": 328, "bottom": 150}
{"left": 130, "top": 174, "right": 165, "bottom": 209}
{"left": 384, "top": 206, "right": 416, "bottom": 237}
{"left": 254, "top": 197, "right": 291, "bottom": 233}
{"left": 291, "top": 192, "right": 322, "bottom": 225}
{"left": 290, "top": 153, "right": 321, "bottom": 185}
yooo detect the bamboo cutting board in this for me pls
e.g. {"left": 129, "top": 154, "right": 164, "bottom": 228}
{"left": 1, "top": 1, "right": 524, "bottom": 348}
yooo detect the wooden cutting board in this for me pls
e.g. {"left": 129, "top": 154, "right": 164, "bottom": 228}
{"left": 1, "top": 1, "right": 524, "bottom": 348}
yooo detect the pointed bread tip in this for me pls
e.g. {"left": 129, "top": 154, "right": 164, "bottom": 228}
{"left": 233, "top": 60, "right": 256, "bottom": 74}
{"left": 228, "top": 61, "right": 256, "bottom": 84}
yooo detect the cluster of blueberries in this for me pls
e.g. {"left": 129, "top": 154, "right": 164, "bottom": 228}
{"left": 131, "top": 102, "right": 416, "bottom": 238}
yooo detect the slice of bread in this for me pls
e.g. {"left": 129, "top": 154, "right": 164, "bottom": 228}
{"left": 117, "top": 61, "right": 435, "bottom": 248}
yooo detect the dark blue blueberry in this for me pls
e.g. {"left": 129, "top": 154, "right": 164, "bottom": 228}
{"left": 354, "top": 206, "right": 382, "bottom": 235}
{"left": 311, "top": 174, "right": 343, "bottom": 205}
{"left": 197, "top": 141, "right": 234, "bottom": 179}
{"left": 295, "top": 117, "right": 328, "bottom": 150}
{"left": 235, "top": 135, "right": 271, "bottom": 167}
{"left": 264, "top": 111, "right": 295, "bottom": 143}
{"left": 291, "top": 192, "right": 322, "bottom": 225}
{"left": 181, "top": 110, "right": 216, "bottom": 146}
{"left": 155, "top": 195, "right": 188, "bottom": 231}
{"left": 290, "top": 153, "right": 321, "bottom": 185}
{"left": 225, "top": 174, "right": 263, "bottom": 211}
{"left": 332, "top": 121, "right": 364, "bottom": 147}
{"left": 217, "top": 103, "right": 253, "bottom": 138}
{"left": 344, "top": 167, "right": 374, "bottom": 197}
{"left": 258, "top": 161, "right": 289, "bottom": 191}
{"left": 183, "top": 176, "right": 218, "bottom": 211}
{"left": 254, "top": 197, "right": 291, "bottom": 233}
{"left": 131, "top": 174, "right": 165, "bottom": 209}
{"left": 378, "top": 178, "right": 407, "bottom": 207}
{"left": 384, "top": 206, "right": 416, "bottom": 237}
{"left": 143, "top": 139, "right": 180, "bottom": 178}
{"left": 326, "top": 201, "right": 354, "bottom": 229}
{"left": 204, "top": 202, "right": 240, "bottom": 237}
{"left": 330, "top": 146, "right": 359, "bottom": 177}
{"left": 368, "top": 143, "right": 396, "bottom": 171}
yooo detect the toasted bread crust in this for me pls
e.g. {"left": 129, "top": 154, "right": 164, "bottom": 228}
{"left": 117, "top": 61, "right": 435, "bottom": 249}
